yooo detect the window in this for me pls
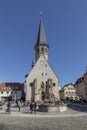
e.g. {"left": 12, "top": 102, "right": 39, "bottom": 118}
{"left": 45, "top": 64, "right": 47, "bottom": 67}
{"left": 53, "top": 83, "right": 56, "bottom": 87}
{"left": 69, "top": 92, "right": 70, "bottom": 94}
{"left": 16, "top": 86, "right": 18, "bottom": 89}
{"left": 12, "top": 86, "right": 14, "bottom": 89}
{"left": 41, "top": 47, "right": 44, "bottom": 51}
{"left": 7, "top": 92, "right": 9, "bottom": 94}
{"left": 41, "top": 82, "right": 44, "bottom": 88}
{"left": 15, "top": 92, "right": 17, "bottom": 94}
{"left": 66, "top": 97, "right": 69, "bottom": 100}
{"left": 45, "top": 48, "right": 47, "bottom": 52}
{"left": 11, "top": 92, "right": 13, "bottom": 94}
{"left": 42, "top": 73, "right": 44, "bottom": 76}
{"left": 1, "top": 92, "right": 3, "bottom": 94}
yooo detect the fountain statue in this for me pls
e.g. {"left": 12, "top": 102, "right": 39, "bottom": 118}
{"left": 38, "top": 79, "right": 67, "bottom": 112}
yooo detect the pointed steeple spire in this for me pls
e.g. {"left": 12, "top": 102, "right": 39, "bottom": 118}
{"left": 35, "top": 12, "right": 49, "bottom": 62}
{"left": 36, "top": 12, "right": 47, "bottom": 45}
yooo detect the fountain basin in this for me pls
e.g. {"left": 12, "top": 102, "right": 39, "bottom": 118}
{"left": 38, "top": 104, "right": 67, "bottom": 112}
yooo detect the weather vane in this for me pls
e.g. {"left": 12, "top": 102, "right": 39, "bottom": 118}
{"left": 40, "top": 11, "right": 42, "bottom": 18}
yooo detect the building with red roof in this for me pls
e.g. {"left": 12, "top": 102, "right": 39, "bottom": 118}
{"left": 0, "top": 82, "right": 24, "bottom": 101}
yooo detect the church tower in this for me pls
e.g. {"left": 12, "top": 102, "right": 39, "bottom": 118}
{"left": 25, "top": 14, "right": 59, "bottom": 102}
{"left": 34, "top": 14, "right": 49, "bottom": 62}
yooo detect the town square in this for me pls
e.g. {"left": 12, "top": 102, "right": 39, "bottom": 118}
{"left": 0, "top": 0, "right": 87, "bottom": 130}
{"left": 0, "top": 103, "right": 87, "bottom": 130}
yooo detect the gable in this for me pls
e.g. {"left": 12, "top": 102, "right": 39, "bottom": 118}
{"left": 26, "top": 55, "right": 59, "bottom": 82}
{"left": 64, "top": 85, "right": 75, "bottom": 92}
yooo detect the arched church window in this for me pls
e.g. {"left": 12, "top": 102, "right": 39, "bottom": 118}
{"left": 42, "top": 73, "right": 44, "bottom": 76}
{"left": 41, "top": 47, "right": 44, "bottom": 52}
{"left": 45, "top": 64, "right": 47, "bottom": 67}
{"left": 41, "top": 82, "right": 44, "bottom": 88}
{"left": 41, "top": 91, "right": 45, "bottom": 101}
{"left": 45, "top": 48, "right": 47, "bottom": 52}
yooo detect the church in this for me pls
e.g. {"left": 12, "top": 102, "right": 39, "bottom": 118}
{"left": 25, "top": 14, "right": 60, "bottom": 103}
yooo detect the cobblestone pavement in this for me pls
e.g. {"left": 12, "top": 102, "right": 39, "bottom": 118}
{"left": 0, "top": 103, "right": 87, "bottom": 130}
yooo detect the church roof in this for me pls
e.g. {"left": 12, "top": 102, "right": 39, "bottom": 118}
{"left": 36, "top": 15, "right": 47, "bottom": 45}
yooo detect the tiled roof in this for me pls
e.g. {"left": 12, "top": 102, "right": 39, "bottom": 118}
{"left": 75, "top": 72, "right": 87, "bottom": 84}
{"left": 0, "top": 83, "right": 12, "bottom": 91}
{"left": 0, "top": 82, "right": 24, "bottom": 91}
{"left": 63, "top": 83, "right": 74, "bottom": 88}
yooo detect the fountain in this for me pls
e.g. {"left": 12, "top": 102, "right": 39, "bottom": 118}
{"left": 38, "top": 79, "right": 67, "bottom": 112}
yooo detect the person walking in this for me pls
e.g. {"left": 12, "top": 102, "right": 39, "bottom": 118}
{"left": 6, "top": 101, "right": 11, "bottom": 114}
{"left": 30, "top": 102, "right": 33, "bottom": 113}
{"left": 18, "top": 100, "right": 22, "bottom": 112}
{"left": 33, "top": 102, "right": 37, "bottom": 113}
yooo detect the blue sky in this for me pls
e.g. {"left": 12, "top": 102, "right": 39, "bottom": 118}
{"left": 0, "top": 0, "right": 87, "bottom": 87}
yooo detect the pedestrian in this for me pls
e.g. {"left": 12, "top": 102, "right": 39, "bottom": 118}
{"left": 18, "top": 100, "right": 22, "bottom": 112}
{"left": 33, "top": 102, "right": 37, "bottom": 113}
{"left": 6, "top": 101, "right": 11, "bottom": 114}
{"left": 30, "top": 102, "right": 33, "bottom": 113}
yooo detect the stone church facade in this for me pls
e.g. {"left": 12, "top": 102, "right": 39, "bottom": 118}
{"left": 25, "top": 15, "right": 60, "bottom": 102}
